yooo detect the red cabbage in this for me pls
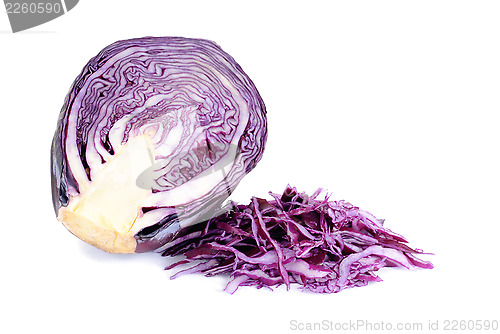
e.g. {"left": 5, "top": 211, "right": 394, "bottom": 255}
{"left": 162, "top": 185, "right": 433, "bottom": 293}
{"left": 51, "top": 37, "right": 267, "bottom": 253}
{"left": 51, "top": 36, "right": 432, "bottom": 294}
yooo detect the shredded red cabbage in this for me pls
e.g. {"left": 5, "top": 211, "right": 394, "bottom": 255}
{"left": 162, "top": 185, "right": 433, "bottom": 293}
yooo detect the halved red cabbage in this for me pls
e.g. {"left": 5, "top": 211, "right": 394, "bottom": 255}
{"left": 51, "top": 37, "right": 267, "bottom": 253}
{"left": 163, "top": 185, "right": 433, "bottom": 293}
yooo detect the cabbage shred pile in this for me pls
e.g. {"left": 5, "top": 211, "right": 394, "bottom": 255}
{"left": 162, "top": 186, "right": 432, "bottom": 293}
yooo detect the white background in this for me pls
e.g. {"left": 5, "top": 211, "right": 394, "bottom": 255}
{"left": 1, "top": 1, "right": 499, "bottom": 333}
